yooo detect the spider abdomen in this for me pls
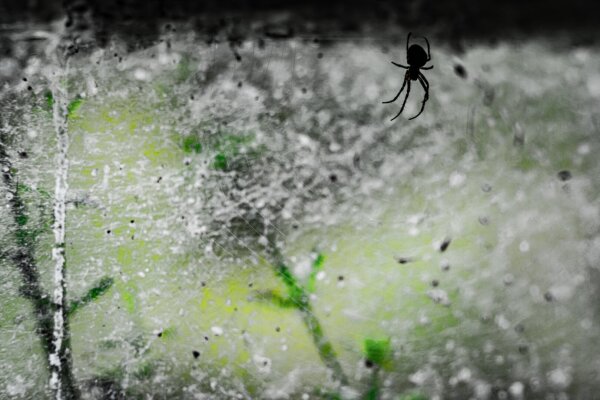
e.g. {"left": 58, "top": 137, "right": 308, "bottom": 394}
{"left": 407, "top": 45, "right": 428, "bottom": 67}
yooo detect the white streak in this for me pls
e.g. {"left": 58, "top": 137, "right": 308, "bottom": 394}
{"left": 48, "top": 63, "right": 70, "bottom": 400}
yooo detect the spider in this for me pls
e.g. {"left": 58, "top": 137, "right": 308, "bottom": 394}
{"left": 383, "top": 32, "right": 433, "bottom": 121}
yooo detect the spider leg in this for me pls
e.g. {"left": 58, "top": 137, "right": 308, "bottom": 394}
{"left": 390, "top": 79, "right": 411, "bottom": 121}
{"left": 409, "top": 73, "right": 429, "bottom": 120}
{"left": 406, "top": 32, "right": 412, "bottom": 62}
{"left": 422, "top": 36, "right": 431, "bottom": 61}
{"left": 391, "top": 61, "right": 409, "bottom": 69}
{"left": 421, "top": 65, "right": 434, "bottom": 70}
{"left": 382, "top": 71, "right": 409, "bottom": 104}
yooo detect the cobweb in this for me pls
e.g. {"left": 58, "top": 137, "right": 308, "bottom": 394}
{"left": 1, "top": 21, "right": 600, "bottom": 400}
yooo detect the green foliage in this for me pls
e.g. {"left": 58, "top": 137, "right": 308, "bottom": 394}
{"left": 213, "top": 153, "right": 228, "bottom": 170}
{"left": 306, "top": 253, "right": 325, "bottom": 293}
{"left": 67, "top": 97, "right": 84, "bottom": 119}
{"left": 182, "top": 135, "right": 203, "bottom": 153}
{"left": 68, "top": 276, "right": 114, "bottom": 317}
{"left": 253, "top": 290, "right": 297, "bottom": 309}
{"left": 276, "top": 264, "right": 307, "bottom": 307}
{"left": 364, "top": 338, "right": 392, "bottom": 368}
{"left": 44, "top": 91, "right": 54, "bottom": 109}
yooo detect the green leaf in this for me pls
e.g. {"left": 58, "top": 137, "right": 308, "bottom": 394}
{"left": 364, "top": 338, "right": 392, "bottom": 368}
{"left": 276, "top": 264, "right": 307, "bottom": 307}
{"left": 182, "top": 135, "right": 202, "bottom": 153}
{"left": 306, "top": 252, "right": 325, "bottom": 293}
{"left": 44, "top": 91, "right": 54, "bottom": 109}
{"left": 68, "top": 276, "right": 114, "bottom": 317}
{"left": 213, "top": 153, "right": 228, "bottom": 170}
{"left": 67, "top": 97, "right": 84, "bottom": 119}
{"left": 252, "top": 290, "right": 297, "bottom": 309}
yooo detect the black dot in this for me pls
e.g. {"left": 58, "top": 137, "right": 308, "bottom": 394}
{"left": 338, "top": 275, "right": 344, "bottom": 281}
{"left": 22, "top": 77, "right": 27, "bottom": 82}
{"left": 518, "top": 344, "right": 529, "bottom": 354}
{"left": 329, "top": 174, "right": 337, "bottom": 183}
{"left": 301, "top": 88, "right": 307, "bottom": 94}
{"left": 431, "top": 279, "right": 439, "bottom": 287}
{"left": 204, "top": 336, "right": 209, "bottom": 341}
{"left": 275, "top": 326, "right": 280, "bottom": 332}
{"left": 514, "top": 323, "right": 525, "bottom": 333}
{"left": 27, "top": 86, "right": 33, "bottom": 91}
{"left": 544, "top": 292, "right": 554, "bottom": 302}
{"left": 130, "top": 219, "right": 135, "bottom": 224}
{"left": 440, "top": 237, "right": 452, "bottom": 252}
{"left": 248, "top": 282, "right": 253, "bottom": 288}
{"left": 454, "top": 64, "right": 468, "bottom": 79}
{"left": 317, "top": 52, "right": 323, "bottom": 59}
{"left": 106, "top": 230, "right": 111, "bottom": 235}
{"left": 18, "top": 151, "right": 28, "bottom": 159}
{"left": 365, "top": 359, "right": 374, "bottom": 368}
{"left": 157, "top": 331, "right": 163, "bottom": 338}
{"left": 237, "top": 81, "right": 243, "bottom": 88}
{"left": 557, "top": 170, "right": 572, "bottom": 181}
{"left": 192, "top": 350, "right": 200, "bottom": 359}
{"left": 201, "top": 281, "right": 206, "bottom": 287}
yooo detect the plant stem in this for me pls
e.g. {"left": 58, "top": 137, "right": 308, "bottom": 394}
{"left": 268, "top": 239, "right": 348, "bottom": 385}
{"left": 0, "top": 132, "right": 79, "bottom": 399}
{"left": 48, "top": 81, "right": 79, "bottom": 400}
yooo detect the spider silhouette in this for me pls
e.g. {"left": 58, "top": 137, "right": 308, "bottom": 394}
{"left": 383, "top": 32, "right": 433, "bottom": 121}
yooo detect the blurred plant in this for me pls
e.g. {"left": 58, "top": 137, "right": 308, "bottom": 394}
{"left": 0, "top": 94, "right": 113, "bottom": 400}
{"left": 253, "top": 245, "right": 348, "bottom": 385}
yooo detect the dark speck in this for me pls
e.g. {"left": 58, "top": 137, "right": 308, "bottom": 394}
{"left": 317, "top": 52, "right": 323, "bottom": 59}
{"left": 338, "top": 275, "right": 344, "bottom": 281}
{"left": 106, "top": 230, "right": 111, "bottom": 235}
{"left": 301, "top": 87, "right": 307, "bottom": 94}
{"left": 130, "top": 219, "right": 135, "bottom": 224}
{"left": 27, "top": 86, "right": 32, "bottom": 91}
{"left": 557, "top": 170, "right": 572, "bottom": 181}
{"left": 440, "top": 237, "right": 452, "bottom": 252}
{"left": 514, "top": 323, "right": 525, "bottom": 333}
{"left": 481, "top": 183, "right": 492, "bottom": 192}
{"left": 18, "top": 151, "right": 28, "bottom": 159}
{"left": 431, "top": 279, "right": 439, "bottom": 287}
{"left": 204, "top": 336, "right": 209, "bottom": 341}
{"left": 201, "top": 281, "right": 206, "bottom": 287}
{"left": 275, "top": 326, "right": 280, "bottom": 332}
{"left": 22, "top": 77, "right": 27, "bottom": 81}
{"left": 396, "top": 257, "right": 412, "bottom": 264}
{"left": 156, "top": 176, "right": 162, "bottom": 183}
{"left": 518, "top": 344, "right": 529, "bottom": 354}
{"left": 544, "top": 292, "right": 554, "bottom": 302}
{"left": 248, "top": 282, "right": 253, "bottom": 288}
{"left": 192, "top": 350, "right": 200, "bottom": 359}
{"left": 329, "top": 174, "right": 337, "bottom": 183}
{"left": 157, "top": 331, "right": 163, "bottom": 338}
{"left": 365, "top": 359, "right": 374, "bottom": 368}
{"left": 237, "top": 81, "right": 243, "bottom": 88}
{"left": 454, "top": 64, "right": 468, "bottom": 79}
